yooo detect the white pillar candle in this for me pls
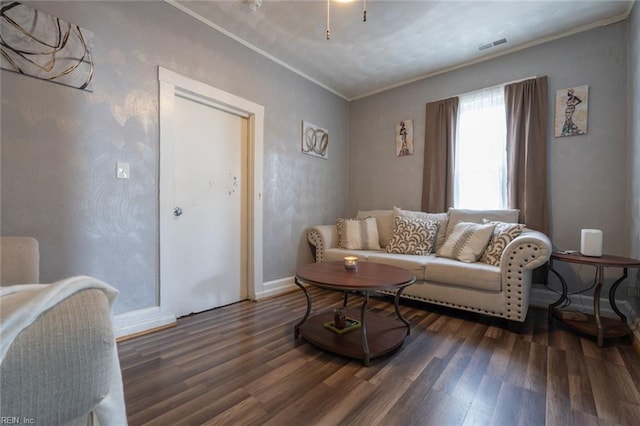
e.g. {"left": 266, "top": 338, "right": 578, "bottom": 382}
{"left": 343, "top": 256, "right": 358, "bottom": 270}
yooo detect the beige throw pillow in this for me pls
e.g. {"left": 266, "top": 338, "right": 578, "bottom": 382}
{"left": 357, "top": 209, "right": 394, "bottom": 248}
{"left": 446, "top": 208, "right": 520, "bottom": 238}
{"left": 393, "top": 206, "right": 448, "bottom": 252}
{"left": 480, "top": 220, "right": 525, "bottom": 266}
{"left": 386, "top": 216, "right": 439, "bottom": 255}
{"left": 437, "top": 221, "right": 496, "bottom": 263}
{"left": 336, "top": 217, "right": 381, "bottom": 250}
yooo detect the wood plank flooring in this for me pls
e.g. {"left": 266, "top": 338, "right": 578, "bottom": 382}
{"left": 118, "top": 287, "right": 640, "bottom": 425}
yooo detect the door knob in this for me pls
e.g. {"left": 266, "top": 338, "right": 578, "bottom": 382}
{"left": 174, "top": 207, "right": 183, "bottom": 217}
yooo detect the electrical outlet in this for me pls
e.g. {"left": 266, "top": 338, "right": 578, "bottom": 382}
{"left": 116, "top": 162, "right": 129, "bottom": 179}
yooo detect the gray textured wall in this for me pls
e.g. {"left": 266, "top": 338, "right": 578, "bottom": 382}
{"left": 350, "top": 22, "right": 631, "bottom": 292}
{"left": 1, "top": 1, "right": 349, "bottom": 314}
{"left": 630, "top": 2, "right": 640, "bottom": 310}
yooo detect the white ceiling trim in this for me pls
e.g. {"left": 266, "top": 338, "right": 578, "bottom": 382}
{"left": 167, "top": 0, "right": 634, "bottom": 102}
{"left": 163, "top": 0, "right": 349, "bottom": 100}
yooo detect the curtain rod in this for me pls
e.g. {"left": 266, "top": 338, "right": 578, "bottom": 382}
{"left": 430, "top": 75, "right": 538, "bottom": 103}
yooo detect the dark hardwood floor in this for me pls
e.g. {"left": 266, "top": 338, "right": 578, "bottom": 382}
{"left": 118, "top": 287, "right": 640, "bottom": 425}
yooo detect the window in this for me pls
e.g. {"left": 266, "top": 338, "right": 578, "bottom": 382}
{"left": 454, "top": 85, "right": 507, "bottom": 209}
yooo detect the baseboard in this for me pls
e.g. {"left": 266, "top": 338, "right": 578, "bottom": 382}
{"left": 530, "top": 284, "right": 637, "bottom": 321}
{"left": 116, "top": 322, "right": 176, "bottom": 342}
{"left": 113, "top": 278, "right": 297, "bottom": 339}
{"left": 113, "top": 306, "right": 176, "bottom": 339}
{"left": 255, "top": 276, "right": 297, "bottom": 299}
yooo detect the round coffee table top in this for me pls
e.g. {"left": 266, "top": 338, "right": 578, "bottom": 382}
{"left": 295, "top": 261, "right": 416, "bottom": 291}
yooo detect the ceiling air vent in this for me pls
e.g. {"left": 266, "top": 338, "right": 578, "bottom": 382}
{"left": 478, "top": 38, "right": 507, "bottom": 51}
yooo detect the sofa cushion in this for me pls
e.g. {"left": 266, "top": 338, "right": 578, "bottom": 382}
{"left": 323, "top": 248, "right": 378, "bottom": 263}
{"left": 423, "top": 257, "right": 501, "bottom": 292}
{"left": 367, "top": 253, "right": 431, "bottom": 280}
{"left": 357, "top": 209, "right": 394, "bottom": 248}
{"left": 336, "top": 217, "right": 381, "bottom": 250}
{"left": 480, "top": 220, "right": 525, "bottom": 266}
{"left": 393, "top": 206, "right": 448, "bottom": 251}
{"left": 386, "top": 216, "right": 439, "bottom": 255}
{"left": 446, "top": 208, "right": 520, "bottom": 238}
{"left": 437, "top": 221, "right": 495, "bottom": 263}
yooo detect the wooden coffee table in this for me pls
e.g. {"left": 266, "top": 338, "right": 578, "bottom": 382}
{"left": 294, "top": 261, "right": 416, "bottom": 365}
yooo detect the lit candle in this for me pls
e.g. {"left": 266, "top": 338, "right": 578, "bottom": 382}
{"left": 344, "top": 256, "right": 358, "bottom": 270}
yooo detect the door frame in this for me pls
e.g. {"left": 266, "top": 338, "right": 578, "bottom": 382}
{"left": 158, "top": 66, "right": 263, "bottom": 319}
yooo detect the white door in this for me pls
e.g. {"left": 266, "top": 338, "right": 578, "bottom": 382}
{"left": 158, "top": 67, "right": 265, "bottom": 322}
{"left": 165, "top": 94, "right": 248, "bottom": 318}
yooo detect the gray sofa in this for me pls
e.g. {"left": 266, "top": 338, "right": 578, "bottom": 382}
{"left": 307, "top": 208, "right": 552, "bottom": 323}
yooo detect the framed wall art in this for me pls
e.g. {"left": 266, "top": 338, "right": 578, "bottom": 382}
{"left": 301, "top": 121, "right": 328, "bottom": 159}
{"left": 0, "top": 1, "right": 95, "bottom": 91}
{"left": 554, "top": 85, "right": 588, "bottom": 137}
{"left": 395, "top": 119, "right": 414, "bottom": 156}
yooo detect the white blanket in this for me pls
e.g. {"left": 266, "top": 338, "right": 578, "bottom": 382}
{"left": 0, "top": 276, "right": 128, "bottom": 425}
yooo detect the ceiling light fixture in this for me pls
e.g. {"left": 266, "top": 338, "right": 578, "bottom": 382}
{"left": 326, "top": 0, "right": 367, "bottom": 40}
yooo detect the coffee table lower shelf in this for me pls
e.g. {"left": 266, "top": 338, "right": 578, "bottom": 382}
{"left": 297, "top": 309, "right": 407, "bottom": 363}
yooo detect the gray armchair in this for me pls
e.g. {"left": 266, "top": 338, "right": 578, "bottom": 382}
{"left": 0, "top": 237, "right": 127, "bottom": 425}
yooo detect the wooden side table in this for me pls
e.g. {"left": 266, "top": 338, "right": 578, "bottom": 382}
{"left": 547, "top": 252, "right": 640, "bottom": 346}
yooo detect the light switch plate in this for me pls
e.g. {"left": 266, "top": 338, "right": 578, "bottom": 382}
{"left": 116, "top": 162, "right": 129, "bottom": 179}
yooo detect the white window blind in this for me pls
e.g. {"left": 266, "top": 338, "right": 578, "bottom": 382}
{"left": 454, "top": 86, "right": 507, "bottom": 209}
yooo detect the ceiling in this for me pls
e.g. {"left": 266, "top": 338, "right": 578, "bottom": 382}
{"left": 170, "top": 0, "right": 634, "bottom": 100}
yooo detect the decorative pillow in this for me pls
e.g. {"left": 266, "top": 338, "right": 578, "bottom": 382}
{"left": 480, "top": 220, "right": 525, "bottom": 266}
{"left": 386, "top": 216, "right": 439, "bottom": 255}
{"left": 336, "top": 217, "right": 381, "bottom": 250}
{"left": 357, "top": 209, "right": 394, "bottom": 248}
{"left": 445, "top": 208, "right": 520, "bottom": 239}
{"left": 437, "top": 221, "right": 496, "bottom": 263}
{"left": 393, "top": 206, "right": 448, "bottom": 252}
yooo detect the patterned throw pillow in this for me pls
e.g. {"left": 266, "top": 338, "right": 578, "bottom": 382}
{"left": 336, "top": 217, "right": 381, "bottom": 250}
{"left": 437, "top": 221, "right": 496, "bottom": 263}
{"left": 386, "top": 216, "right": 439, "bottom": 255}
{"left": 480, "top": 220, "right": 525, "bottom": 266}
{"left": 393, "top": 206, "right": 448, "bottom": 252}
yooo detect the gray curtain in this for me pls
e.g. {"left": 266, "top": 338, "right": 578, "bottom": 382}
{"left": 422, "top": 97, "right": 459, "bottom": 212}
{"left": 504, "top": 76, "right": 549, "bottom": 234}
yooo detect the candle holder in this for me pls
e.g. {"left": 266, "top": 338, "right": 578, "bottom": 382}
{"left": 343, "top": 256, "right": 358, "bottom": 271}
{"left": 334, "top": 307, "right": 347, "bottom": 329}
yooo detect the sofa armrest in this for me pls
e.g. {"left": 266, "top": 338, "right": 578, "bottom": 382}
{"left": 499, "top": 228, "right": 552, "bottom": 321}
{"left": 307, "top": 225, "right": 339, "bottom": 263}
{"left": 1, "top": 289, "right": 114, "bottom": 424}
{"left": 501, "top": 228, "right": 552, "bottom": 271}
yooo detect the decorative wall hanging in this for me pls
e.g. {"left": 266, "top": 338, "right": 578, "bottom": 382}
{"left": 554, "top": 85, "right": 588, "bottom": 137}
{"left": 395, "top": 119, "right": 414, "bottom": 156}
{"left": 302, "top": 121, "right": 328, "bottom": 159}
{"left": 0, "top": 1, "right": 95, "bottom": 91}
